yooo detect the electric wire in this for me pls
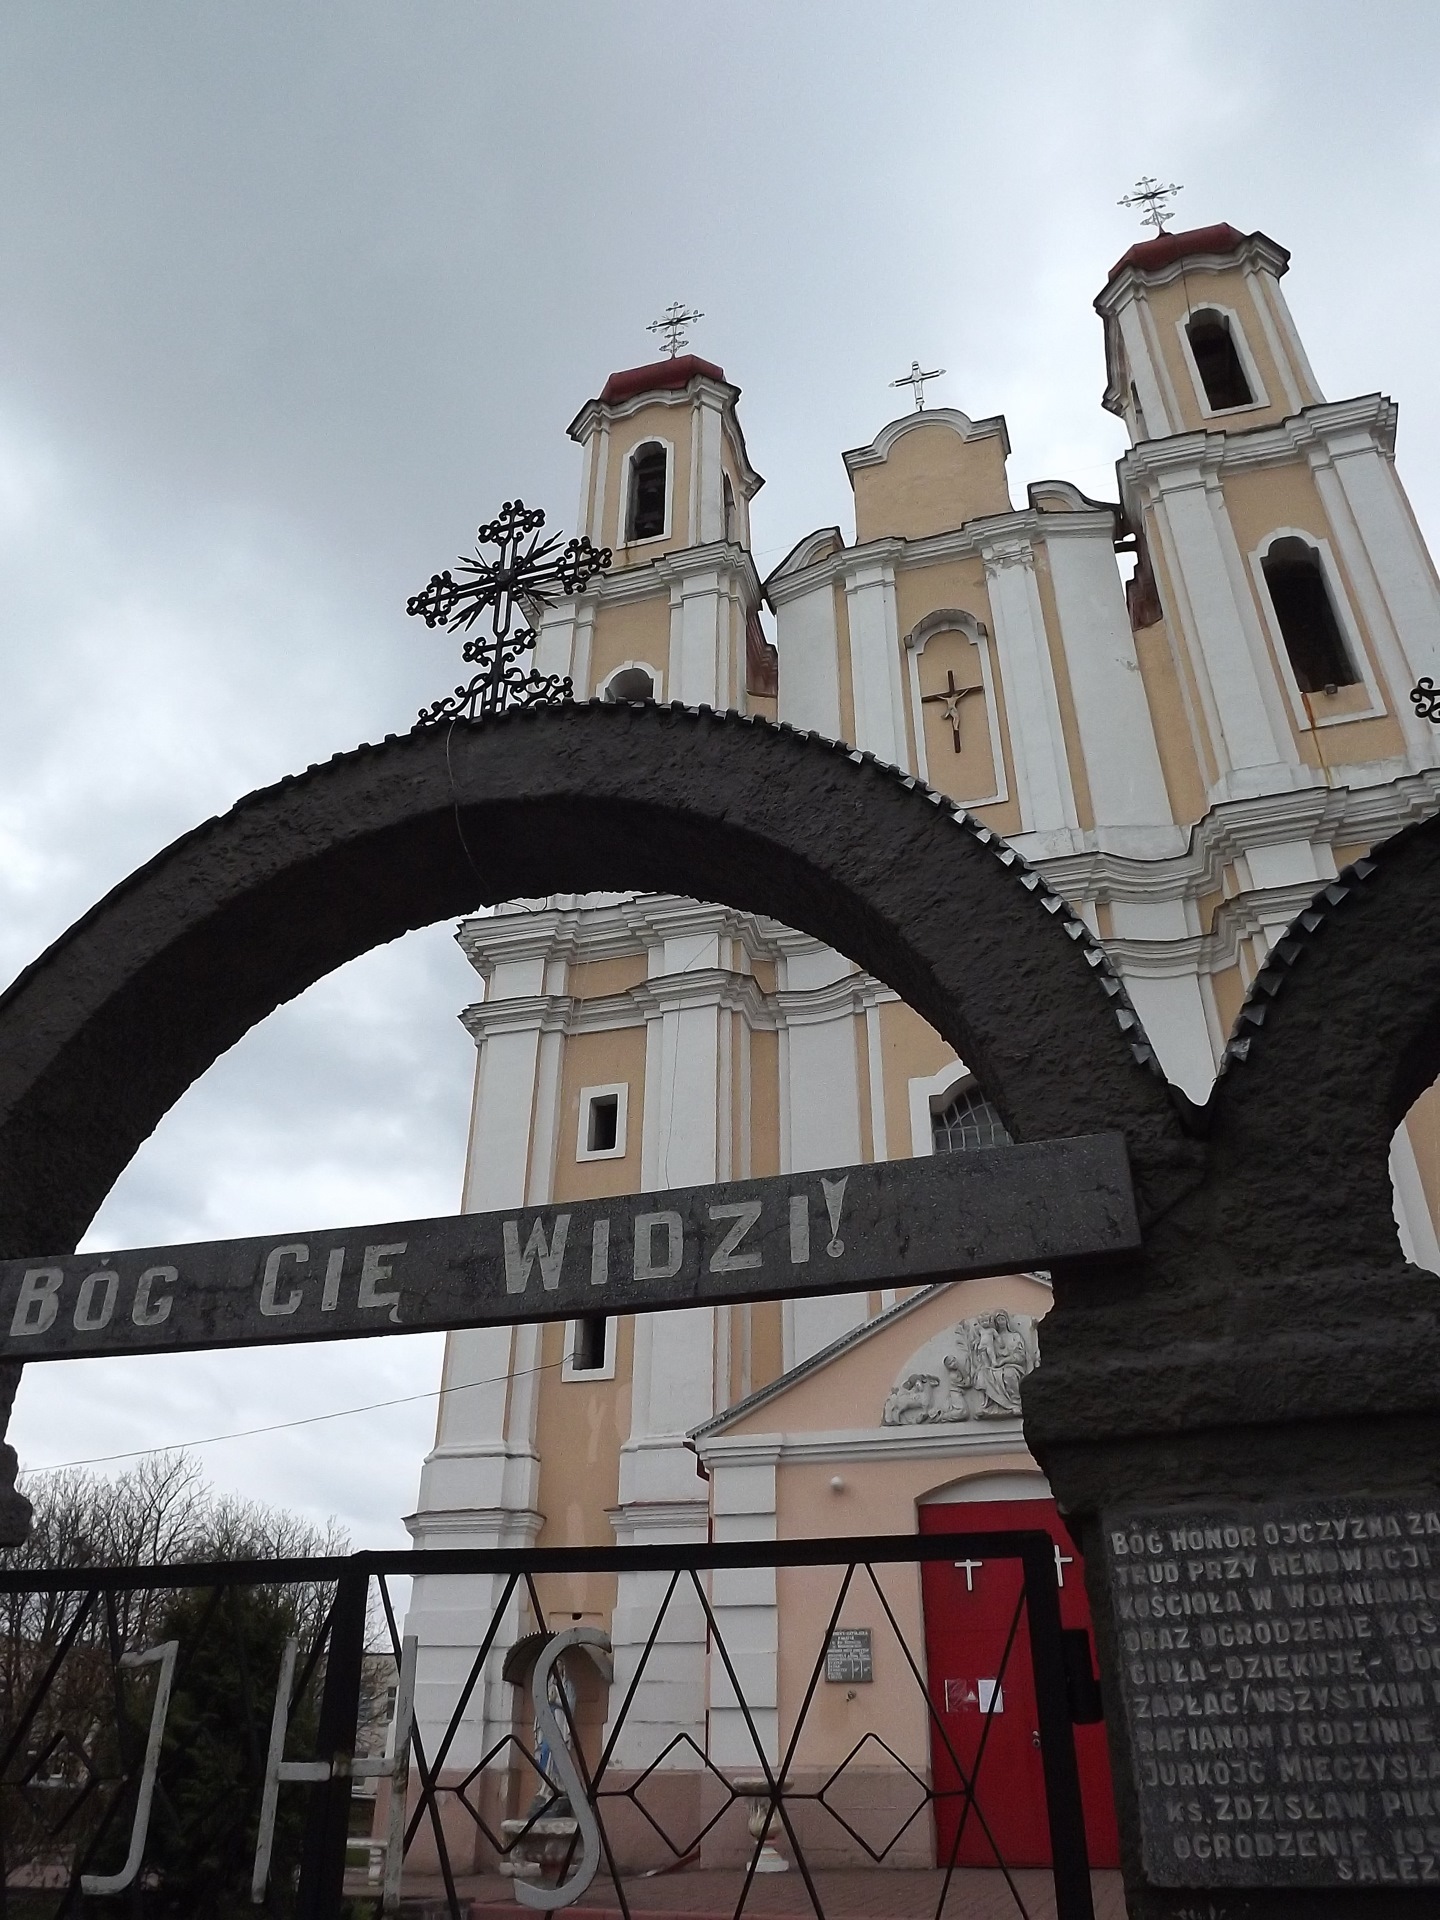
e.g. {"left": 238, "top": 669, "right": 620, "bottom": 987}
{"left": 22, "top": 1351, "right": 569, "bottom": 1478}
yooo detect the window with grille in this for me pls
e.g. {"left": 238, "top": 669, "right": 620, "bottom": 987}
{"left": 932, "top": 1085, "right": 1011, "bottom": 1153}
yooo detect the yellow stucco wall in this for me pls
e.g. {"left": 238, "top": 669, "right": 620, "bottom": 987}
{"left": 851, "top": 421, "right": 1012, "bottom": 544}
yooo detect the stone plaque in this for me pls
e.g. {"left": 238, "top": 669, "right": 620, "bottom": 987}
{"left": 1103, "top": 1496, "right": 1440, "bottom": 1891}
{"left": 825, "top": 1629, "right": 873, "bottom": 1684}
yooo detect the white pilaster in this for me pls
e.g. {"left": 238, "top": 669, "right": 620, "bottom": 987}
{"left": 1144, "top": 458, "right": 1307, "bottom": 798}
{"left": 982, "top": 536, "right": 1078, "bottom": 837}
{"left": 1326, "top": 440, "right": 1440, "bottom": 702}
{"left": 405, "top": 974, "right": 551, "bottom": 1766}
{"left": 610, "top": 937, "right": 718, "bottom": 1769}
{"left": 843, "top": 556, "right": 909, "bottom": 766}
{"left": 776, "top": 944, "right": 867, "bottom": 1368}
{"left": 702, "top": 1442, "right": 780, "bottom": 1768}
{"left": 773, "top": 580, "right": 843, "bottom": 739}
{"left": 1116, "top": 298, "right": 1176, "bottom": 439}
{"left": 1042, "top": 522, "right": 1172, "bottom": 829}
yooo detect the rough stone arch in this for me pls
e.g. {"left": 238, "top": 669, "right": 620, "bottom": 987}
{"left": 0, "top": 702, "right": 1188, "bottom": 1266}
{"left": 1208, "top": 813, "right": 1440, "bottom": 1270}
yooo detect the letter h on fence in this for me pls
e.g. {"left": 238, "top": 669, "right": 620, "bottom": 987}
{"left": 254, "top": 1578, "right": 418, "bottom": 1916}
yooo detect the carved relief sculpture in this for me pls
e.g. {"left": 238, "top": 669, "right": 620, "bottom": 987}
{"left": 882, "top": 1311, "right": 1039, "bottom": 1426}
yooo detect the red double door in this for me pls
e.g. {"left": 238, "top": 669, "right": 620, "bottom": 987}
{"left": 919, "top": 1499, "right": 1119, "bottom": 1869}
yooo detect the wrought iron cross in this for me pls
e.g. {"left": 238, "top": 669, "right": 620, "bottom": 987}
{"left": 1411, "top": 678, "right": 1440, "bottom": 724}
{"left": 407, "top": 500, "right": 611, "bottom": 727}
{"left": 891, "top": 359, "right": 945, "bottom": 412}
{"left": 1118, "top": 176, "right": 1183, "bottom": 234}
{"left": 647, "top": 301, "right": 704, "bottom": 359}
{"left": 922, "top": 669, "right": 982, "bottom": 751}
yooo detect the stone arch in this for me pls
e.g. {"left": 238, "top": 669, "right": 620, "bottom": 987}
{"left": 1207, "top": 813, "right": 1440, "bottom": 1270}
{"left": 0, "top": 703, "right": 1188, "bottom": 1265}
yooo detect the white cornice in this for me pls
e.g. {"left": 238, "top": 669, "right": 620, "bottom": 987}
{"left": 592, "top": 539, "right": 762, "bottom": 610}
{"left": 461, "top": 969, "right": 783, "bottom": 1042}
{"left": 459, "top": 968, "right": 902, "bottom": 1044}
{"left": 1119, "top": 394, "right": 1398, "bottom": 511}
{"left": 1095, "top": 232, "right": 1291, "bottom": 320}
{"left": 457, "top": 893, "right": 800, "bottom": 973}
{"left": 1032, "top": 766, "right": 1440, "bottom": 910}
{"left": 843, "top": 407, "right": 1011, "bottom": 476}
{"left": 770, "top": 526, "right": 845, "bottom": 582}
{"left": 566, "top": 373, "right": 764, "bottom": 498}
{"left": 763, "top": 508, "right": 1115, "bottom": 610}
{"left": 695, "top": 1423, "right": 1033, "bottom": 1469}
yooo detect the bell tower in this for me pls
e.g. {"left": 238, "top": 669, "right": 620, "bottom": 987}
{"left": 1095, "top": 222, "right": 1440, "bottom": 812}
{"left": 533, "top": 353, "right": 765, "bottom": 710}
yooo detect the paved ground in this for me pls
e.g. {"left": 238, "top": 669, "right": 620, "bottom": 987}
{"left": 358, "top": 1866, "right": 1129, "bottom": 1919}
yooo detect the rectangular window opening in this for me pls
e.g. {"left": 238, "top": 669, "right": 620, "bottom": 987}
{"left": 587, "top": 1094, "right": 620, "bottom": 1154}
{"left": 572, "top": 1314, "right": 609, "bottom": 1373}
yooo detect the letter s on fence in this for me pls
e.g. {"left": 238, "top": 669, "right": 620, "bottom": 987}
{"left": 259, "top": 1244, "right": 308, "bottom": 1317}
{"left": 133, "top": 1267, "right": 177, "bottom": 1328}
{"left": 10, "top": 1268, "right": 64, "bottom": 1338}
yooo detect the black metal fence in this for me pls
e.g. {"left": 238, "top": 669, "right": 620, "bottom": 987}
{"left": 0, "top": 1534, "right": 1101, "bottom": 1920}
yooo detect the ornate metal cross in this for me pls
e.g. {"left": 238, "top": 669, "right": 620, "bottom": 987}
{"left": 891, "top": 359, "right": 945, "bottom": 411}
{"left": 922, "top": 669, "right": 983, "bottom": 751}
{"left": 1118, "top": 175, "right": 1183, "bottom": 234}
{"left": 407, "top": 500, "right": 611, "bottom": 727}
{"left": 1411, "top": 678, "right": 1440, "bottom": 723}
{"left": 647, "top": 301, "right": 704, "bottom": 359}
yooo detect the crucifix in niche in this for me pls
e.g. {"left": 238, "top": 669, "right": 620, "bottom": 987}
{"left": 922, "top": 669, "right": 984, "bottom": 752}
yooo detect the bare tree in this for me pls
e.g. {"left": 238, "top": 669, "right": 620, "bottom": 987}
{"left": 0, "top": 1453, "right": 349, "bottom": 1892}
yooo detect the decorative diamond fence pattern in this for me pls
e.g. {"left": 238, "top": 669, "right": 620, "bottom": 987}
{"left": 0, "top": 1534, "right": 1099, "bottom": 1920}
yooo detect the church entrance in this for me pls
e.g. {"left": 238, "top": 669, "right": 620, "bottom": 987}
{"left": 920, "top": 1499, "right": 1120, "bottom": 1869}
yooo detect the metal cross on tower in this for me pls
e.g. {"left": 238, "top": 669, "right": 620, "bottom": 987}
{"left": 1118, "top": 175, "right": 1184, "bottom": 234}
{"left": 891, "top": 359, "right": 945, "bottom": 411}
{"left": 647, "top": 301, "right": 704, "bottom": 358}
{"left": 406, "top": 501, "right": 611, "bottom": 726}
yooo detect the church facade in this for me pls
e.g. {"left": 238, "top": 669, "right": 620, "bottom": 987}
{"left": 400, "top": 222, "right": 1440, "bottom": 1869}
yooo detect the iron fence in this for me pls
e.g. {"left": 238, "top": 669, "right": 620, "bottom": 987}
{"left": 0, "top": 1534, "right": 1103, "bottom": 1920}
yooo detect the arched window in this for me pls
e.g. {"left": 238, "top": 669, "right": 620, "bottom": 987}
{"left": 723, "top": 472, "right": 737, "bottom": 542}
{"left": 932, "top": 1084, "right": 1011, "bottom": 1153}
{"left": 1260, "top": 537, "right": 1358, "bottom": 693}
{"left": 1186, "top": 309, "right": 1254, "bottom": 411}
{"left": 604, "top": 665, "right": 655, "bottom": 703}
{"left": 626, "top": 442, "right": 668, "bottom": 540}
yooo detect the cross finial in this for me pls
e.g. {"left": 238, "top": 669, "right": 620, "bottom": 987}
{"left": 647, "top": 301, "right": 704, "bottom": 359}
{"left": 891, "top": 359, "right": 945, "bottom": 411}
{"left": 406, "top": 501, "right": 611, "bottom": 727}
{"left": 1118, "top": 175, "right": 1184, "bottom": 234}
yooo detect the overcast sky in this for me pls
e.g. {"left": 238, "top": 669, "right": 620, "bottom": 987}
{"left": 3, "top": 2, "right": 1439, "bottom": 1550}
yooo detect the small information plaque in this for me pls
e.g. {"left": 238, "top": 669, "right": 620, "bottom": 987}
{"left": 1103, "top": 1495, "right": 1440, "bottom": 1890}
{"left": 825, "top": 1628, "right": 873, "bottom": 1684}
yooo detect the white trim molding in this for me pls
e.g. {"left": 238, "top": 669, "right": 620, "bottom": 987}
{"left": 1176, "top": 301, "right": 1270, "bottom": 421}
{"left": 903, "top": 608, "right": 1008, "bottom": 803}
{"left": 561, "top": 1313, "right": 617, "bottom": 1382}
{"left": 575, "top": 1082, "right": 629, "bottom": 1162}
{"left": 907, "top": 1061, "right": 970, "bottom": 1159}
{"left": 842, "top": 406, "right": 1011, "bottom": 478}
{"left": 617, "top": 433, "right": 675, "bottom": 551}
{"left": 600, "top": 659, "right": 664, "bottom": 703}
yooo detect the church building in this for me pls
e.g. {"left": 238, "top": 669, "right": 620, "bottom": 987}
{"left": 399, "top": 220, "right": 1440, "bottom": 1872}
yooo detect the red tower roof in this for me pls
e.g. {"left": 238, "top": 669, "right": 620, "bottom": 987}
{"left": 598, "top": 355, "right": 726, "bottom": 406}
{"left": 1106, "top": 222, "right": 1264, "bottom": 283}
